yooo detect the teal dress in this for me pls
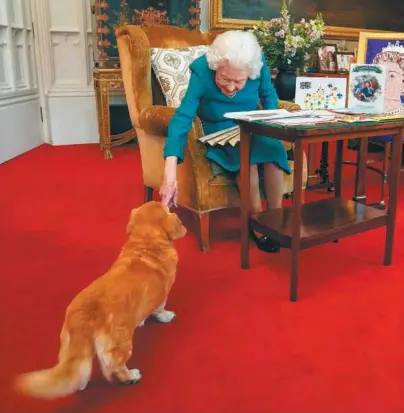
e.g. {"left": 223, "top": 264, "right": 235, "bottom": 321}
{"left": 163, "top": 54, "right": 291, "bottom": 175}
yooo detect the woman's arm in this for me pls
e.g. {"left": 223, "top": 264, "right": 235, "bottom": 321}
{"left": 163, "top": 70, "right": 204, "bottom": 164}
{"left": 259, "top": 54, "right": 279, "bottom": 110}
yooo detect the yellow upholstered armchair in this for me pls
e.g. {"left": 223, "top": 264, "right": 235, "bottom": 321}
{"left": 116, "top": 25, "right": 307, "bottom": 252}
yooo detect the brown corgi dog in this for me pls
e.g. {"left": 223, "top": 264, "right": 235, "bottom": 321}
{"left": 14, "top": 201, "right": 186, "bottom": 399}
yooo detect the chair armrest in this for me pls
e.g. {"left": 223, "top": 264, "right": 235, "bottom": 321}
{"left": 139, "top": 105, "right": 176, "bottom": 136}
{"left": 278, "top": 100, "right": 301, "bottom": 111}
{"left": 138, "top": 105, "right": 208, "bottom": 156}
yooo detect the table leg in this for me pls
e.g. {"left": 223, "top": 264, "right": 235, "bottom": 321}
{"left": 334, "top": 140, "right": 344, "bottom": 197}
{"left": 384, "top": 130, "right": 404, "bottom": 266}
{"left": 240, "top": 127, "right": 251, "bottom": 270}
{"left": 97, "top": 80, "right": 113, "bottom": 160}
{"left": 290, "top": 139, "right": 304, "bottom": 302}
{"left": 353, "top": 138, "right": 368, "bottom": 203}
{"left": 307, "top": 143, "right": 318, "bottom": 186}
{"left": 94, "top": 78, "right": 103, "bottom": 152}
{"left": 378, "top": 141, "right": 391, "bottom": 207}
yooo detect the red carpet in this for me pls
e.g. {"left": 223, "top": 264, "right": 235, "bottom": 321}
{"left": 1, "top": 143, "right": 404, "bottom": 413}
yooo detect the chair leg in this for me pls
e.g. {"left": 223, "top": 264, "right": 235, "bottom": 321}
{"left": 379, "top": 142, "right": 391, "bottom": 207}
{"left": 197, "top": 212, "right": 211, "bottom": 252}
{"left": 300, "top": 189, "right": 305, "bottom": 204}
{"left": 144, "top": 186, "right": 154, "bottom": 203}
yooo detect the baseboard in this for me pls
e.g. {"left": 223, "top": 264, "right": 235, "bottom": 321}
{"left": 0, "top": 98, "right": 43, "bottom": 164}
{"left": 48, "top": 95, "right": 98, "bottom": 145}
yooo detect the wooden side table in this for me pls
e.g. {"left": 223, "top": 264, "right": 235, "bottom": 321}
{"left": 93, "top": 67, "right": 137, "bottom": 159}
{"left": 237, "top": 117, "right": 404, "bottom": 301}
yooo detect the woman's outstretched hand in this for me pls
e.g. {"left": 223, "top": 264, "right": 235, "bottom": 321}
{"left": 160, "top": 156, "right": 178, "bottom": 208}
{"left": 160, "top": 178, "right": 178, "bottom": 208}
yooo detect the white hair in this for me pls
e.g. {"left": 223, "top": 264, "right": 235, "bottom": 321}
{"left": 206, "top": 30, "right": 263, "bottom": 80}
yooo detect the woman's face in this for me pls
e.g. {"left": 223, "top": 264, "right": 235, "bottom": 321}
{"left": 215, "top": 63, "right": 249, "bottom": 97}
{"left": 385, "top": 62, "right": 402, "bottom": 96}
{"left": 383, "top": 61, "right": 403, "bottom": 111}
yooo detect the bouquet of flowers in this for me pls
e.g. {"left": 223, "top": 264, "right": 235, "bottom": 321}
{"left": 251, "top": 1, "right": 325, "bottom": 70}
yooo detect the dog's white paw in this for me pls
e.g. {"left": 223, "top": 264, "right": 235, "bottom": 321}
{"left": 130, "top": 369, "right": 142, "bottom": 382}
{"left": 137, "top": 319, "right": 145, "bottom": 327}
{"left": 154, "top": 310, "right": 176, "bottom": 323}
{"left": 121, "top": 369, "right": 142, "bottom": 385}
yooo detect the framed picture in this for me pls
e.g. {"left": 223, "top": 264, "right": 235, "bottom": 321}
{"left": 357, "top": 32, "right": 404, "bottom": 114}
{"left": 295, "top": 77, "right": 347, "bottom": 110}
{"left": 347, "top": 64, "right": 386, "bottom": 114}
{"left": 336, "top": 52, "right": 355, "bottom": 73}
{"left": 209, "top": 0, "right": 404, "bottom": 40}
{"left": 318, "top": 44, "right": 337, "bottom": 73}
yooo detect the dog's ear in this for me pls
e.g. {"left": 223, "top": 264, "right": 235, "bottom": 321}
{"left": 163, "top": 213, "right": 186, "bottom": 240}
{"left": 126, "top": 208, "right": 137, "bottom": 234}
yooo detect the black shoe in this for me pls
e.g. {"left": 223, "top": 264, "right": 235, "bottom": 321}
{"left": 250, "top": 231, "right": 280, "bottom": 253}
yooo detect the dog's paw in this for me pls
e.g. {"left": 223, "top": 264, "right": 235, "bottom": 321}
{"left": 154, "top": 310, "right": 176, "bottom": 323}
{"left": 137, "top": 320, "right": 145, "bottom": 328}
{"left": 122, "top": 369, "right": 142, "bottom": 385}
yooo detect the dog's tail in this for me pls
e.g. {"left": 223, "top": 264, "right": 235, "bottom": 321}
{"left": 14, "top": 325, "right": 93, "bottom": 399}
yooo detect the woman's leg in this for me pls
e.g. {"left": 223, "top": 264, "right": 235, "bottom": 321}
{"left": 237, "top": 164, "right": 280, "bottom": 253}
{"left": 249, "top": 164, "right": 263, "bottom": 213}
{"left": 263, "top": 162, "right": 284, "bottom": 210}
{"left": 236, "top": 164, "right": 262, "bottom": 213}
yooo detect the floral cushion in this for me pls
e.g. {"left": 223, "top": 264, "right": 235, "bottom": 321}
{"left": 150, "top": 46, "right": 209, "bottom": 108}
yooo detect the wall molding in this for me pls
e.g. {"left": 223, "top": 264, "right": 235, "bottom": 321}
{"left": 47, "top": 88, "right": 94, "bottom": 97}
{"left": 0, "top": 90, "right": 39, "bottom": 107}
{"left": 49, "top": 27, "right": 81, "bottom": 33}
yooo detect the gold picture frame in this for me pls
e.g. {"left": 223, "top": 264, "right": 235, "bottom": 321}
{"left": 209, "top": 0, "right": 396, "bottom": 40}
{"left": 335, "top": 51, "right": 355, "bottom": 74}
{"left": 357, "top": 31, "right": 404, "bottom": 64}
{"left": 318, "top": 43, "right": 338, "bottom": 73}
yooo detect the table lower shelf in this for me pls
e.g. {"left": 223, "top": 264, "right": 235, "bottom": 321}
{"left": 251, "top": 197, "right": 387, "bottom": 250}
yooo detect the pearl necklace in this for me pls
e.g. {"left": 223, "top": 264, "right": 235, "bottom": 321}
{"left": 226, "top": 91, "right": 237, "bottom": 98}
{"left": 384, "top": 104, "right": 404, "bottom": 116}
{"left": 219, "top": 87, "right": 237, "bottom": 98}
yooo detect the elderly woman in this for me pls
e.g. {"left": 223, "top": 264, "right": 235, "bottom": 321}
{"left": 160, "top": 30, "right": 291, "bottom": 253}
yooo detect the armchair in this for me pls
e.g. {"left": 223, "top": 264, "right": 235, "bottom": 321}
{"left": 116, "top": 25, "right": 307, "bottom": 252}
